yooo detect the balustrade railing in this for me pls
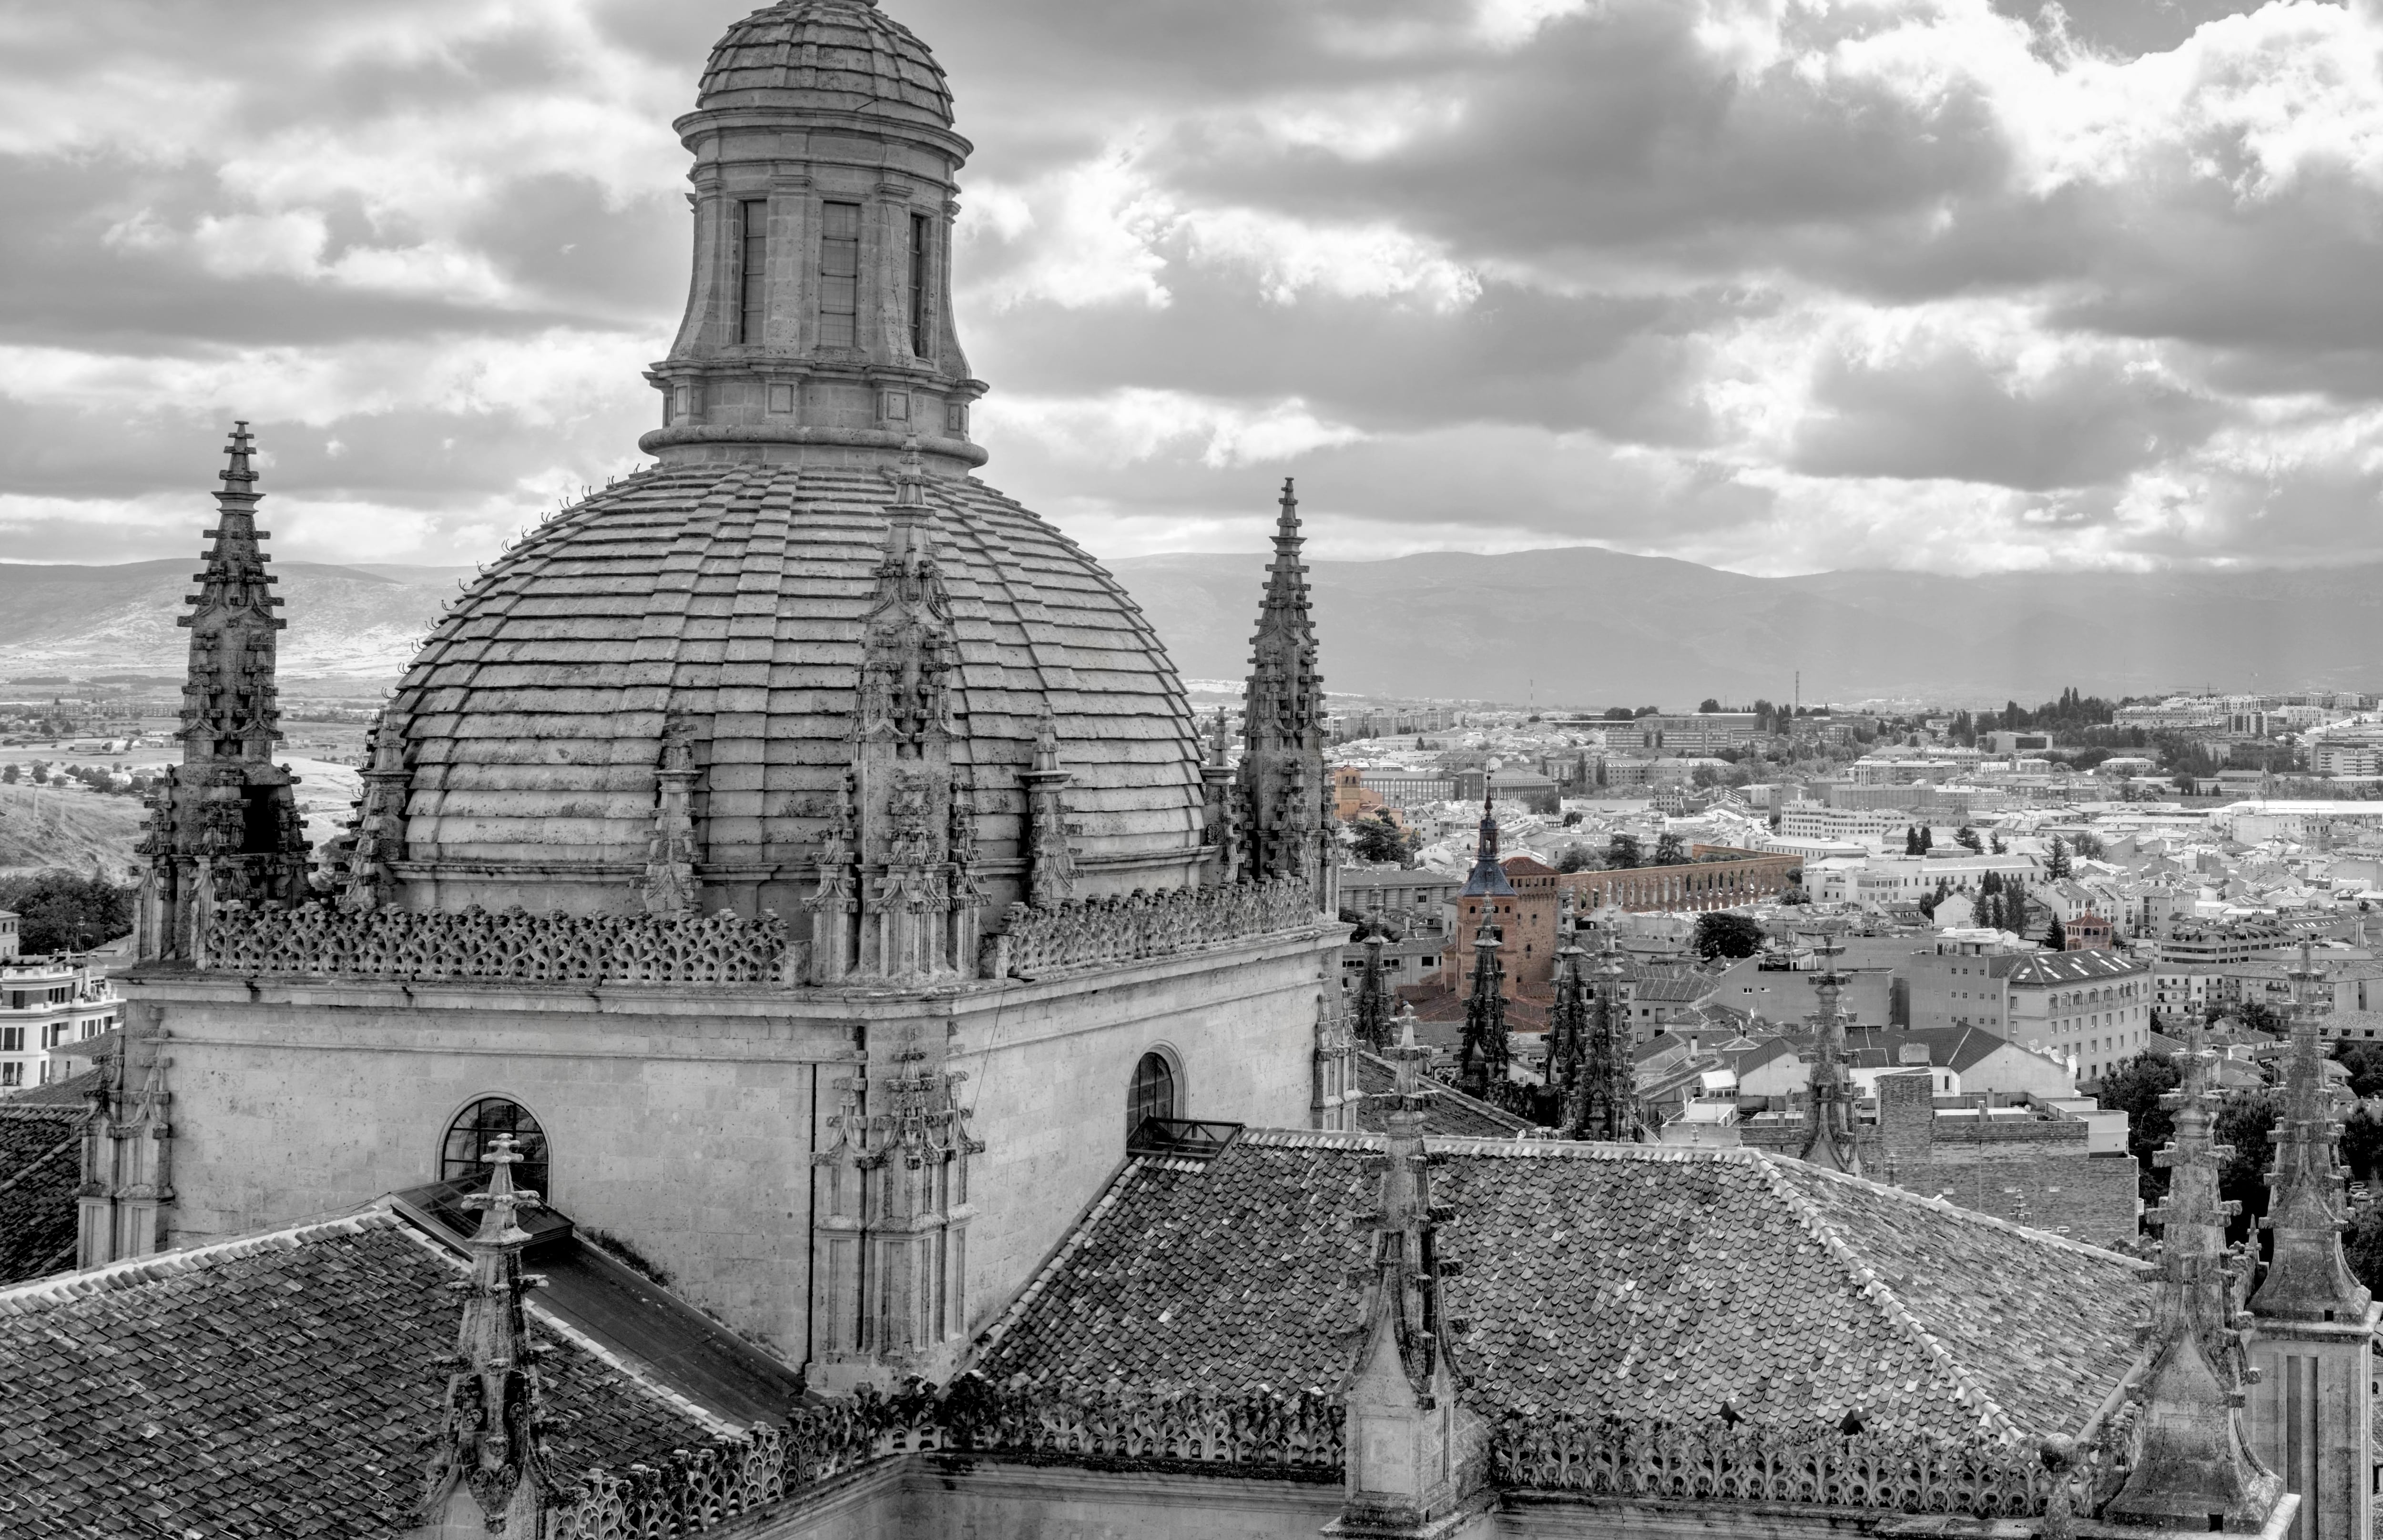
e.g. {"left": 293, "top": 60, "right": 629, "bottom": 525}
{"left": 992, "top": 877, "right": 1316, "bottom": 978}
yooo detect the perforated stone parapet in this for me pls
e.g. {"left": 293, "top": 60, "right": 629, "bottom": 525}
{"left": 988, "top": 877, "right": 1318, "bottom": 979}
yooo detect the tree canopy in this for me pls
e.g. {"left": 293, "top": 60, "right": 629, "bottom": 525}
{"left": 1693, "top": 912, "right": 1766, "bottom": 961}
{"left": 1346, "top": 808, "right": 1416, "bottom": 865}
{"left": 0, "top": 870, "right": 133, "bottom": 954}
{"left": 1605, "top": 833, "right": 1641, "bottom": 869}
{"left": 2098, "top": 1052, "right": 2182, "bottom": 1207}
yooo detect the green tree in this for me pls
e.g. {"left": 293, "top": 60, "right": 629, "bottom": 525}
{"left": 2341, "top": 1103, "right": 2383, "bottom": 1182}
{"left": 2098, "top": 1052, "right": 2182, "bottom": 1206}
{"left": 1904, "top": 825, "right": 1921, "bottom": 855}
{"left": 1347, "top": 809, "right": 1414, "bottom": 865}
{"left": 2333, "top": 1042, "right": 2383, "bottom": 1100}
{"left": 1990, "top": 833, "right": 2007, "bottom": 854}
{"left": 1556, "top": 843, "right": 1602, "bottom": 874}
{"left": 1693, "top": 911, "right": 1766, "bottom": 960}
{"left": 1955, "top": 824, "right": 1982, "bottom": 853}
{"left": 1918, "top": 825, "right": 1933, "bottom": 853}
{"left": 2046, "top": 837, "right": 2072, "bottom": 879}
{"left": 2345, "top": 1201, "right": 2383, "bottom": 1298}
{"left": 1653, "top": 831, "right": 1687, "bottom": 867}
{"left": 0, "top": 763, "right": 15, "bottom": 784}
{"left": 2046, "top": 915, "right": 2067, "bottom": 952}
{"left": 1605, "top": 833, "right": 1642, "bottom": 869}
{"left": 0, "top": 870, "right": 133, "bottom": 954}
{"left": 2215, "top": 1094, "right": 2280, "bottom": 1247}
{"left": 1698, "top": 698, "right": 1722, "bottom": 713}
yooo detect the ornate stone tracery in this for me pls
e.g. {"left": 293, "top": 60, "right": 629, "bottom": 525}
{"left": 135, "top": 423, "right": 312, "bottom": 962}
{"left": 205, "top": 901, "right": 790, "bottom": 985}
{"left": 810, "top": 1027, "right": 985, "bottom": 1393}
{"left": 987, "top": 877, "right": 1315, "bottom": 979}
{"left": 1231, "top": 481, "right": 1329, "bottom": 908}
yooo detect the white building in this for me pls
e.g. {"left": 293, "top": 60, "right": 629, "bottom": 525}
{"left": 0, "top": 910, "right": 123, "bottom": 1094}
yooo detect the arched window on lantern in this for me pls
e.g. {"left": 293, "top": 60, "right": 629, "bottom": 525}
{"left": 441, "top": 1096, "right": 550, "bottom": 1198}
{"left": 1128, "top": 1051, "right": 1177, "bottom": 1142}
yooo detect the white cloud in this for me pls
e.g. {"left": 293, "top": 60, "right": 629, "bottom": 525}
{"left": 981, "top": 388, "right": 1368, "bottom": 469}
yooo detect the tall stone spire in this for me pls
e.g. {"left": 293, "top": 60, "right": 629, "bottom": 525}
{"left": 134, "top": 424, "right": 311, "bottom": 962}
{"left": 2251, "top": 942, "right": 2368, "bottom": 1321}
{"left": 2244, "top": 942, "right": 2375, "bottom": 1540}
{"left": 413, "top": 1134, "right": 555, "bottom": 1539}
{"left": 2108, "top": 1023, "right": 2283, "bottom": 1532}
{"left": 1354, "top": 922, "right": 1394, "bottom": 1053}
{"left": 1797, "top": 925, "right": 1862, "bottom": 1175}
{"left": 1567, "top": 922, "right": 1641, "bottom": 1142}
{"left": 1233, "top": 479, "right": 1328, "bottom": 904}
{"left": 1341, "top": 1019, "right": 1485, "bottom": 1534}
{"left": 1458, "top": 915, "right": 1508, "bottom": 1105}
{"left": 1200, "top": 707, "right": 1238, "bottom": 887}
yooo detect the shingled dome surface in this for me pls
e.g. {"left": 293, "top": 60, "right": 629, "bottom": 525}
{"left": 696, "top": 0, "right": 952, "bottom": 126}
{"left": 390, "top": 462, "right": 1201, "bottom": 894}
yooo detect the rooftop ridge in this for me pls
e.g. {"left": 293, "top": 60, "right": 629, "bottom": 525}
{"left": 970, "top": 1155, "right": 1145, "bottom": 1362}
{"left": 384, "top": 1219, "right": 747, "bottom": 1442}
{"left": 1751, "top": 1155, "right": 2020, "bottom": 1442}
{"left": 0, "top": 1126, "right": 81, "bottom": 1204}
{"left": 0, "top": 1209, "right": 397, "bottom": 1314}
{"left": 1762, "top": 1147, "right": 2156, "bottom": 1267}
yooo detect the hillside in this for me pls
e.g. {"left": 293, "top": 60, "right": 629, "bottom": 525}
{"left": 5, "top": 545, "right": 2378, "bottom": 707}
{"left": 1106, "top": 549, "right": 2383, "bottom": 706}
{"left": 0, "top": 560, "right": 475, "bottom": 680}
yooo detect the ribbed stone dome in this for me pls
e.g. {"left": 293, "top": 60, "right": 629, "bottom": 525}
{"left": 385, "top": 462, "right": 1204, "bottom": 914}
{"left": 696, "top": 0, "right": 952, "bottom": 128}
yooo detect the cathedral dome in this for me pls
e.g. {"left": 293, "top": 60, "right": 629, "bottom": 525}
{"left": 384, "top": 460, "right": 1204, "bottom": 916}
{"left": 694, "top": 0, "right": 952, "bottom": 129}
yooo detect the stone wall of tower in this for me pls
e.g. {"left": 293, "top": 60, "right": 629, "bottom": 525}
{"left": 119, "top": 926, "right": 1336, "bottom": 1366}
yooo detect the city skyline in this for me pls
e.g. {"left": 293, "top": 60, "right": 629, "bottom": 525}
{"left": 4, "top": 0, "right": 2378, "bottom": 578}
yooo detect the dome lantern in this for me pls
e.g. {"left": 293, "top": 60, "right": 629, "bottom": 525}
{"left": 644, "top": 0, "right": 986, "bottom": 475}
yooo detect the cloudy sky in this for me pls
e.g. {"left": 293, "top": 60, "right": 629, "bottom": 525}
{"left": 2, "top": 0, "right": 2378, "bottom": 575}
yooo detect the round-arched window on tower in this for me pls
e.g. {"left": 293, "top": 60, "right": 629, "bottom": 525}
{"left": 441, "top": 1097, "right": 550, "bottom": 1197}
{"left": 1128, "top": 1052, "right": 1176, "bottom": 1142}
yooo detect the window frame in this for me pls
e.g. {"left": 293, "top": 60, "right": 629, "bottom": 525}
{"left": 737, "top": 198, "right": 770, "bottom": 345}
{"left": 816, "top": 199, "right": 861, "bottom": 349}
{"left": 439, "top": 1095, "right": 552, "bottom": 1200}
{"left": 1128, "top": 1049, "right": 1180, "bottom": 1142}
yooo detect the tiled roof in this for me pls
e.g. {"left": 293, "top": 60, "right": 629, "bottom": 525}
{"left": 1351, "top": 1054, "right": 1530, "bottom": 1139}
{"left": 975, "top": 1135, "right": 2147, "bottom": 1442}
{"left": 0, "top": 1212, "right": 726, "bottom": 1538}
{"left": 0, "top": 1096, "right": 91, "bottom": 1285}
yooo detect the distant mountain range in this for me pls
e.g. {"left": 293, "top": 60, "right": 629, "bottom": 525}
{"left": 0, "top": 560, "right": 476, "bottom": 683}
{"left": 4, "top": 546, "right": 2375, "bottom": 706}
{"left": 1106, "top": 548, "right": 2383, "bottom": 708}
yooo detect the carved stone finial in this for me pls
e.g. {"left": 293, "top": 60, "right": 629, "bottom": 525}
{"left": 1021, "top": 702, "right": 1077, "bottom": 912}
{"left": 414, "top": 1134, "right": 554, "bottom": 1538}
{"left": 2248, "top": 939, "right": 2370, "bottom": 1322}
{"left": 1457, "top": 917, "right": 1509, "bottom": 1105}
{"left": 137, "top": 423, "right": 309, "bottom": 962}
{"left": 1797, "top": 922, "right": 1862, "bottom": 1175}
{"left": 640, "top": 712, "right": 701, "bottom": 916}
{"left": 1342, "top": 1009, "right": 1486, "bottom": 1531}
{"left": 1233, "top": 480, "right": 1326, "bottom": 899}
{"left": 2105, "top": 1023, "right": 2284, "bottom": 1531}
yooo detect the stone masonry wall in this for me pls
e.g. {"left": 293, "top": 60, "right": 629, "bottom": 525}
{"left": 123, "top": 926, "right": 1337, "bottom": 1367}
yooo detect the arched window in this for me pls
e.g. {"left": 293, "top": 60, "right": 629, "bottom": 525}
{"left": 442, "top": 1097, "right": 550, "bottom": 1197}
{"left": 1128, "top": 1052, "right": 1176, "bottom": 1140}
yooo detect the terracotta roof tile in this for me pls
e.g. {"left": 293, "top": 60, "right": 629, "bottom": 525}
{"left": 1352, "top": 1054, "right": 1531, "bottom": 1139}
{"left": 974, "top": 1137, "right": 2146, "bottom": 1443}
{"left": 0, "top": 1097, "right": 91, "bottom": 1285}
{"left": 0, "top": 1211, "right": 722, "bottom": 1537}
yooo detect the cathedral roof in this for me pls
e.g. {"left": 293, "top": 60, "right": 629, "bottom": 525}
{"left": 1351, "top": 1053, "right": 1532, "bottom": 1139}
{"left": 0, "top": 1212, "right": 730, "bottom": 1536}
{"left": 0, "top": 1091, "right": 90, "bottom": 1285}
{"left": 695, "top": 0, "right": 953, "bottom": 128}
{"left": 974, "top": 1133, "right": 2147, "bottom": 1441}
{"left": 389, "top": 461, "right": 1202, "bottom": 904}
